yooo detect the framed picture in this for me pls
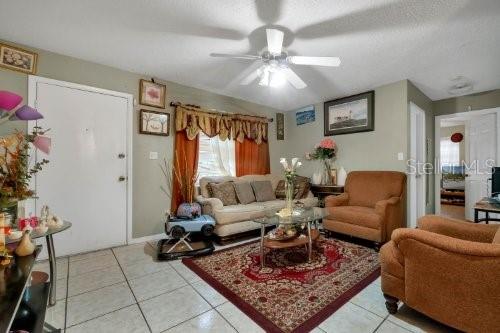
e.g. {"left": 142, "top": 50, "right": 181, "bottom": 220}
{"left": 139, "top": 79, "right": 166, "bottom": 108}
{"left": 276, "top": 112, "right": 284, "bottom": 140}
{"left": 140, "top": 109, "right": 170, "bottom": 136}
{"left": 0, "top": 43, "right": 38, "bottom": 74}
{"left": 295, "top": 105, "right": 315, "bottom": 126}
{"left": 324, "top": 91, "right": 374, "bottom": 136}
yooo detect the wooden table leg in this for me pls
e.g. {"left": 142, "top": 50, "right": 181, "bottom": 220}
{"left": 260, "top": 224, "right": 265, "bottom": 269}
{"left": 486, "top": 211, "right": 490, "bottom": 224}
{"left": 474, "top": 209, "right": 479, "bottom": 223}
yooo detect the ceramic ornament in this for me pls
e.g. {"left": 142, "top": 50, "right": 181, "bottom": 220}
{"left": 15, "top": 230, "right": 36, "bottom": 256}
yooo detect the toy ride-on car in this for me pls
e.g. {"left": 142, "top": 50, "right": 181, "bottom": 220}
{"left": 165, "top": 215, "right": 216, "bottom": 239}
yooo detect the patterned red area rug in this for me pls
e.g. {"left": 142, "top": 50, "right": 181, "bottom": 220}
{"left": 183, "top": 238, "right": 380, "bottom": 333}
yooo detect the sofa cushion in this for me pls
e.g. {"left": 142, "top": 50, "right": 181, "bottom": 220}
{"left": 208, "top": 182, "right": 238, "bottom": 206}
{"left": 493, "top": 228, "right": 500, "bottom": 244}
{"left": 252, "top": 180, "right": 276, "bottom": 202}
{"left": 233, "top": 181, "right": 255, "bottom": 204}
{"left": 329, "top": 206, "right": 382, "bottom": 229}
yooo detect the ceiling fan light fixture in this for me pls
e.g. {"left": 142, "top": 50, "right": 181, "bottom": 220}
{"left": 258, "top": 67, "right": 270, "bottom": 86}
{"left": 269, "top": 70, "right": 286, "bottom": 88}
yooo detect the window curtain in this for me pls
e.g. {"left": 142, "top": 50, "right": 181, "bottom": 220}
{"left": 235, "top": 139, "right": 270, "bottom": 176}
{"left": 440, "top": 138, "right": 460, "bottom": 166}
{"left": 170, "top": 130, "right": 199, "bottom": 214}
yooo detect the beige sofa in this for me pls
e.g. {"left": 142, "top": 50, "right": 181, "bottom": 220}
{"left": 196, "top": 174, "right": 318, "bottom": 243}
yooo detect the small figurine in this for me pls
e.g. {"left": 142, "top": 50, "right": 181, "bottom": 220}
{"left": 40, "top": 205, "right": 63, "bottom": 228}
{"left": 15, "top": 230, "right": 35, "bottom": 256}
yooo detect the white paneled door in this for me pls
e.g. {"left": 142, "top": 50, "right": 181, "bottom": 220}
{"left": 28, "top": 77, "right": 132, "bottom": 256}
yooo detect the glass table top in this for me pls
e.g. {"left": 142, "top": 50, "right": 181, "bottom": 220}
{"left": 254, "top": 207, "right": 327, "bottom": 225}
{"left": 6, "top": 221, "right": 72, "bottom": 244}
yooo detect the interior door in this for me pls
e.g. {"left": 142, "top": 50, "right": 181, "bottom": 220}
{"left": 28, "top": 79, "right": 129, "bottom": 256}
{"left": 409, "top": 105, "right": 426, "bottom": 228}
{"left": 465, "top": 113, "right": 497, "bottom": 220}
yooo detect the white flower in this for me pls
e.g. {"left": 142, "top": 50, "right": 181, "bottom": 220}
{"left": 280, "top": 157, "right": 289, "bottom": 170}
{"left": 291, "top": 157, "right": 299, "bottom": 168}
{"left": 296, "top": 161, "right": 302, "bottom": 168}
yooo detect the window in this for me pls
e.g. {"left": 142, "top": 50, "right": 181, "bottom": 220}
{"left": 197, "top": 132, "right": 236, "bottom": 180}
{"left": 440, "top": 138, "right": 460, "bottom": 166}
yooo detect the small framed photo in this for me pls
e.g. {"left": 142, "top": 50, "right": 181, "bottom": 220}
{"left": 324, "top": 91, "right": 374, "bottom": 136}
{"left": 139, "top": 79, "right": 166, "bottom": 108}
{"left": 0, "top": 43, "right": 38, "bottom": 74}
{"left": 295, "top": 105, "right": 315, "bottom": 126}
{"left": 140, "top": 109, "right": 170, "bottom": 136}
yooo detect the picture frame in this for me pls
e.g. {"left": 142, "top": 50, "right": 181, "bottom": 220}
{"left": 295, "top": 105, "right": 315, "bottom": 126}
{"left": 324, "top": 91, "right": 374, "bottom": 136}
{"left": 139, "top": 79, "right": 166, "bottom": 108}
{"left": 0, "top": 43, "right": 38, "bottom": 74}
{"left": 276, "top": 112, "right": 285, "bottom": 140}
{"left": 139, "top": 109, "right": 170, "bottom": 136}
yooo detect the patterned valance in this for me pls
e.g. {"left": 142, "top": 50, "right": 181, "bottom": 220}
{"left": 175, "top": 104, "right": 269, "bottom": 145}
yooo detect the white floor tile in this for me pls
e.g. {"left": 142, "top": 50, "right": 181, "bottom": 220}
{"left": 55, "top": 278, "right": 67, "bottom": 301}
{"left": 170, "top": 260, "right": 202, "bottom": 283}
{"left": 350, "top": 281, "right": 388, "bottom": 317}
{"left": 68, "top": 252, "right": 118, "bottom": 276}
{"left": 191, "top": 279, "right": 227, "bottom": 307}
{"left": 376, "top": 320, "right": 412, "bottom": 333}
{"left": 66, "top": 282, "right": 135, "bottom": 326}
{"left": 139, "top": 285, "right": 211, "bottom": 333}
{"left": 113, "top": 242, "right": 156, "bottom": 267}
{"left": 68, "top": 265, "right": 125, "bottom": 296}
{"left": 129, "top": 269, "right": 186, "bottom": 302}
{"left": 121, "top": 258, "right": 171, "bottom": 280}
{"left": 66, "top": 304, "right": 149, "bottom": 333}
{"left": 69, "top": 249, "right": 112, "bottom": 262}
{"left": 216, "top": 302, "right": 265, "bottom": 333}
{"left": 164, "top": 309, "right": 236, "bottom": 333}
{"left": 45, "top": 299, "right": 66, "bottom": 330}
{"left": 34, "top": 257, "right": 68, "bottom": 280}
{"left": 319, "top": 302, "right": 384, "bottom": 333}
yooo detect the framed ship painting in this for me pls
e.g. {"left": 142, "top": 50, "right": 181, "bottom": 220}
{"left": 324, "top": 91, "right": 374, "bottom": 136}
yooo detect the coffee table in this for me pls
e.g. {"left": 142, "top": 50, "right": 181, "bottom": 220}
{"left": 254, "top": 207, "right": 327, "bottom": 268}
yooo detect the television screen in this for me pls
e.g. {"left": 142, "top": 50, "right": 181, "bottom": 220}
{"left": 492, "top": 167, "right": 500, "bottom": 196}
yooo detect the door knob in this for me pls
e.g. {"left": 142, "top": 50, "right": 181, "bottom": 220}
{"left": 118, "top": 153, "right": 125, "bottom": 159}
{"left": 118, "top": 176, "right": 126, "bottom": 182}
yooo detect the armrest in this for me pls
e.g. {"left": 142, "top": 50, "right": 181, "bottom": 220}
{"left": 375, "top": 196, "right": 404, "bottom": 241}
{"left": 418, "top": 215, "right": 499, "bottom": 243}
{"left": 325, "top": 193, "right": 349, "bottom": 207}
{"left": 393, "top": 228, "right": 500, "bottom": 257}
{"left": 195, "top": 195, "right": 223, "bottom": 211}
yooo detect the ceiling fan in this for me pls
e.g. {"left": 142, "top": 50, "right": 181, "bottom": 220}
{"left": 210, "top": 28, "right": 341, "bottom": 89}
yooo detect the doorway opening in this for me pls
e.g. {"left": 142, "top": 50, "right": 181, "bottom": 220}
{"left": 435, "top": 107, "right": 500, "bottom": 221}
{"left": 409, "top": 103, "right": 426, "bottom": 228}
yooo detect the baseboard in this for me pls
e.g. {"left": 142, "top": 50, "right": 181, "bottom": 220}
{"left": 128, "top": 233, "right": 165, "bottom": 245}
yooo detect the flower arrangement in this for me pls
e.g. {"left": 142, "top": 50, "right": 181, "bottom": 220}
{"left": 0, "top": 90, "right": 51, "bottom": 220}
{"left": 279, "top": 157, "right": 302, "bottom": 217}
{"left": 305, "top": 138, "right": 337, "bottom": 184}
{"left": 280, "top": 157, "right": 302, "bottom": 181}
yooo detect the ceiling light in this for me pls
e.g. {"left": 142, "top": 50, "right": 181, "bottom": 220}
{"left": 448, "top": 76, "right": 473, "bottom": 95}
{"left": 258, "top": 67, "right": 270, "bottom": 86}
{"left": 269, "top": 70, "right": 286, "bottom": 87}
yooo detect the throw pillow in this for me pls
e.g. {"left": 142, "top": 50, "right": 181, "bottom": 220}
{"left": 493, "top": 228, "right": 500, "bottom": 244}
{"left": 233, "top": 181, "right": 256, "bottom": 204}
{"left": 275, "top": 180, "right": 286, "bottom": 199}
{"left": 294, "top": 176, "right": 311, "bottom": 199}
{"left": 207, "top": 182, "right": 238, "bottom": 206}
{"left": 251, "top": 181, "right": 276, "bottom": 202}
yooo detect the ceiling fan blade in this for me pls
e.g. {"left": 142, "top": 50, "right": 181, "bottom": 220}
{"left": 282, "top": 67, "right": 307, "bottom": 89}
{"left": 266, "top": 29, "right": 284, "bottom": 54}
{"left": 240, "top": 65, "right": 264, "bottom": 85}
{"left": 287, "top": 56, "right": 341, "bottom": 67}
{"left": 210, "top": 53, "right": 261, "bottom": 60}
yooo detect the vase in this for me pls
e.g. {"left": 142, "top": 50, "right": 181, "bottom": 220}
{"left": 0, "top": 201, "right": 18, "bottom": 227}
{"left": 284, "top": 178, "right": 295, "bottom": 214}
{"left": 337, "top": 167, "right": 347, "bottom": 186}
{"left": 322, "top": 160, "right": 333, "bottom": 185}
{"left": 15, "top": 230, "right": 35, "bottom": 257}
{"left": 177, "top": 202, "right": 201, "bottom": 219}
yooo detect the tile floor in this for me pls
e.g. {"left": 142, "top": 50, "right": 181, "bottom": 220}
{"left": 36, "top": 239, "right": 458, "bottom": 333}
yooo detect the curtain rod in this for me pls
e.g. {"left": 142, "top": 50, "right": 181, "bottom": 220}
{"left": 170, "top": 101, "right": 274, "bottom": 122}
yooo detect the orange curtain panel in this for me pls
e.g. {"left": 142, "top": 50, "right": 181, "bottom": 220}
{"left": 235, "top": 138, "right": 270, "bottom": 176}
{"left": 170, "top": 130, "right": 199, "bottom": 214}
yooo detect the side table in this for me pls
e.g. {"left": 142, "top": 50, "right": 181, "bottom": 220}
{"left": 473, "top": 198, "right": 500, "bottom": 224}
{"left": 310, "top": 185, "right": 344, "bottom": 207}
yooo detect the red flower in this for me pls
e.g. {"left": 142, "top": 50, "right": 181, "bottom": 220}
{"left": 147, "top": 88, "right": 159, "bottom": 99}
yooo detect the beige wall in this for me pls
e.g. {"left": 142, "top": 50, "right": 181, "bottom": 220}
{"left": 284, "top": 80, "right": 408, "bottom": 177}
{"left": 0, "top": 40, "right": 283, "bottom": 238}
{"left": 407, "top": 81, "right": 434, "bottom": 213}
{"left": 434, "top": 89, "right": 500, "bottom": 116}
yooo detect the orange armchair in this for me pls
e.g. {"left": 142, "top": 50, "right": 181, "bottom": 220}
{"left": 323, "top": 171, "right": 406, "bottom": 249}
{"left": 380, "top": 215, "right": 500, "bottom": 333}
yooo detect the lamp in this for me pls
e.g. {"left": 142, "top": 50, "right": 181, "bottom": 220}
{"left": 0, "top": 90, "right": 23, "bottom": 111}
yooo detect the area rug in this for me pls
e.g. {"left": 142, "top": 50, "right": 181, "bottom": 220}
{"left": 182, "top": 238, "right": 380, "bottom": 333}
